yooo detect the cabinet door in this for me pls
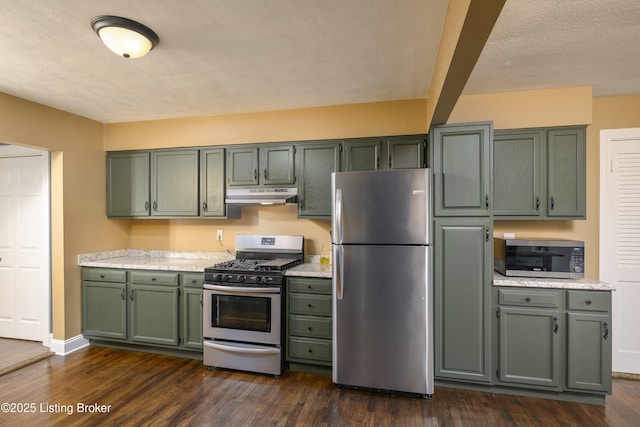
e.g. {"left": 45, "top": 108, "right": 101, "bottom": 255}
{"left": 497, "top": 306, "right": 561, "bottom": 389}
{"left": 129, "top": 284, "right": 179, "bottom": 346}
{"left": 82, "top": 281, "right": 127, "bottom": 340}
{"left": 182, "top": 287, "right": 203, "bottom": 350}
{"left": 297, "top": 142, "right": 341, "bottom": 218}
{"left": 434, "top": 218, "right": 492, "bottom": 383}
{"left": 431, "top": 122, "right": 492, "bottom": 216}
{"left": 387, "top": 137, "right": 426, "bottom": 170}
{"left": 107, "top": 151, "right": 150, "bottom": 217}
{"left": 547, "top": 127, "right": 586, "bottom": 218}
{"left": 227, "top": 146, "right": 259, "bottom": 186}
{"left": 151, "top": 149, "right": 199, "bottom": 216}
{"left": 200, "top": 148, "right": 226, "bottom": 217}
{"left": 261, "top": 145, "right": 296, "bottom": 185}
{"left": 343, "top": 139, "right": 383, "bottom": 171}
{"left": 493, "top": 131, "right": 542, "bottom": 216}
{"left": 567, "top": 312, "right": 612, "bottom": 392}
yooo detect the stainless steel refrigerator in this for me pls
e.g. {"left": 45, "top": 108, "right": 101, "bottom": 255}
{"left": 331, "top": 169, "right": 433, "bottom": 397}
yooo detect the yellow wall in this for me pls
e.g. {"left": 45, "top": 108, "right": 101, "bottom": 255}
{"left": 0, "top": 92, "right": 129, "bottom": 340}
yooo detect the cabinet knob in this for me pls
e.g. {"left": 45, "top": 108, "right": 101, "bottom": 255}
{"left": 525, "top": 297, "right": 531, "bottom": 303}
{"left": 308, "top": 304, "right": 313, "bottom": 308}
{"left": 585, "top": 299, "right": 592, "bottom": 305}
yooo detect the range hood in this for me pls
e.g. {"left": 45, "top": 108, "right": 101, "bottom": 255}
{"left": 225, "top": 187, "right": 298, "bottom": 206}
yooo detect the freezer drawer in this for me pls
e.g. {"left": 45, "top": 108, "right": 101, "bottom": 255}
{"left": 332, "top": 244, "right": 433, "bottom": 396}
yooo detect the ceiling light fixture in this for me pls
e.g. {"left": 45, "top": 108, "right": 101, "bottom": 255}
{"left": 91, "top": 15, "right": 159, "bottom": 59}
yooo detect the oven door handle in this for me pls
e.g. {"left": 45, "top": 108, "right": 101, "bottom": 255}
{"left": 204, "top": 341, "right": 281, "bottom": 355}
{"left": 203, "top": 284, "right": 280, "bottom": 294}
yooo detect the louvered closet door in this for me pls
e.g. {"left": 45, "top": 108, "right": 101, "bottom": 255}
{"left": 601, "top": 129, "right": 640, "bottom": 374}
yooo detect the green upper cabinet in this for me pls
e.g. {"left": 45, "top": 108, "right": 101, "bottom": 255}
{"left": 434, "top": 217, "right": 492, "bottom": 383}
{"left": 387, "top": 136, "right": 427, "bottom": 169}
{"left": 200, "top": 148, "right": 239, "bottom": 218}
{"left": 107, "top": 149, "right": 200, "bottom": 218}
{"left": 227, "top": 144, "right": 296, "bottom": 187}
{"left": 107, "top": 151, "right": 151, "bottom": 217}
{"left": 547, "top": 127, "right": 586, "bottom": 218}
{"left": 343, "top": 138, "right": 383, "bottom": 171}
{"left": 297, "top": 141, "right": 341, "bottom": 219}
{"left": 493, "top": 131, "right": 542, "bottom": 216}
{"left": 227, "top": 146, "right": 259, "bottom": 186}
{"left": 151, "top": 149, "right": 200, "bottom": 217}
{"left": 261, "top": 144, "right": 296, "bottom": 185}
{"left": 431, "top": 122, "right": 493, "bottom": 217}
{"left": 493, "top": 126, "right": 586, "bottom": 219}
{"left": 343, "top": 135, "right": 426, "bottom": 171}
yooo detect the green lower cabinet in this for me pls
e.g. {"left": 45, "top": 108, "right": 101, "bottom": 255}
{"left": 497, "top": 306, "right": 561, "bottom": 389}
{"left": 434, "top": 218, "right": 492, "bottom": 383}
{"left": 286, "top": 277, "right": 332, "bottom": 368}
{"left": 181, "top": 273, "right": 204, "bottom": 350}
{"left": 129, "top": 283, "right": 180, "bottom": 346}
{"left": 82, "top": 268, "right": 203, "bottom": 356}
{"left": 82, "top": 280, "right": 127, "bottom": 340}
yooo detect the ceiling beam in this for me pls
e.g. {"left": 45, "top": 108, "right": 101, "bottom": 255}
{"left": 427, "top": 0, "right": 506, "bottom": 126}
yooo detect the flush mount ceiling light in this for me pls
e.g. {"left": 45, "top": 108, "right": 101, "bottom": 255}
{"left": 91, "top": 15, "right": 159, "bottom": 59}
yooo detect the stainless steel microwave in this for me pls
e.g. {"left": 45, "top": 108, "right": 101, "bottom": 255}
{"left": 494, "top": 238, "right": 584, "bottom": 279}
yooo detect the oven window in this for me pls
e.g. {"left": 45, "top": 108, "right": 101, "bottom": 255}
{"left": 211, "top": 294, "right": 271, "bottom": 332}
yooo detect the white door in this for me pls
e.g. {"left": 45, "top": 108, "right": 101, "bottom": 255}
{"left": 0, "top": 147, "right": 50, "bottom": 343}
{"left": 600, "top": 128, "right": 640, "bottom": 374}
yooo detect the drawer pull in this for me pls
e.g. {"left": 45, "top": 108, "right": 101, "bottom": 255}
{"left": 586, "top": 299, "right": 592, "bottom": 305}
{"left": 307, "top": 327, "right": 313, "bottom": 331}
{"left": 308, "top": 349, "right": 313, "bottom": 353}
{"left": 151, "top": 277, "right": 157, "bottom": 281}
{"left": 525, "top": 297, "right": 531, "bottom": 303}
{"left": 307, "top": 285, "right": 312, "bottom": 289}
{"left": 100, "top": 274, "right": 105, "bottom": 279}
{"left": 308, "top": 304, "right": 313, "bottom": 308}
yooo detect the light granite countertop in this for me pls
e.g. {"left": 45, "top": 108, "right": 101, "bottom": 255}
{"left": 78, "top": 249, "right": 332, "bottom": 277}
{"left": 493, "top": 272, "right": 615, "bottom": 291}
{"left": 77, "top": 249, "right": 234, "bottom": 272}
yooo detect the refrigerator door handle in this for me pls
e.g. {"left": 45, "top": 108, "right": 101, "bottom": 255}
{"left": 335, "top": 188, "right": 343, "bottom": 244}
{"left": 335, "top": 245, "right": 344, "bottom": 300}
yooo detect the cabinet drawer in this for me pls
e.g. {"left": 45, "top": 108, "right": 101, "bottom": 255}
{"left": 288, "top": 293, "right": 332, "bottom": 316}
{"left": 288, "top": 337, "right": 332, "bottom": 363}
{"left": 181, "top": 273, "right": 204, "bottom": 288}
{"left": 289, "top": 315, "right": 332, "bottom": 339}
{"left": 130, "top": 271, "right": 179, "bottom": 286}
{"left": 498, "top": 288, "right": 561, "bottom": 308}
{"left": 82, "top": 268, "right": 126, "bottom": 283}
{"left": 567, "top": 291, "right": 610, "bottom": 312}
{"left": 288, "top": 278, "right": 332, "bottom": 295}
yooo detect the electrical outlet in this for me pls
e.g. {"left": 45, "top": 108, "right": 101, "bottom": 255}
{"left": 217, "top": 230, "right": 223, "bottom": 241}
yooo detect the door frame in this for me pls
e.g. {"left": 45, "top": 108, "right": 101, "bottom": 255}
{"left": 0, "top": 144, "right": 51, "bottom": 346}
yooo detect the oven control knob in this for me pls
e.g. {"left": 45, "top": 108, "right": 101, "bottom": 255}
{"left": 253, "top": 276, "right": 262, "bottom": 283}
{"left": 214, "top": 273, "right": 223, "bottom": 281}
{"left": 238, "top": 275, "right": 246, "bottom": 281}
{"left": 264, "top": 277, "right": 273, "bottom": 283}
{"left": 224, "top": 274, "right": 234, "bottom": 281}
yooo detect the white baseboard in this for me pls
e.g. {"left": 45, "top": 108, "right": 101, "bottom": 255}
{"left": 49, "top": 334, "right": 90, "bottom": 356}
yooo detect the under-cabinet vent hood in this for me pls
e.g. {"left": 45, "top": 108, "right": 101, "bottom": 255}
{"left": 225, "top": 187, "right": 297, "bottom": 206}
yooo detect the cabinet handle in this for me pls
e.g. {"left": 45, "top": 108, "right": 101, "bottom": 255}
{"left": 485, "top": 194, "right": 490, "bottom": 210}
{"left": 121, "top": 288, "right": 125, "bottom": 300}
{"left": 151, "top": 277, "right": 156, "bottom": 281}
{"left": 298, "top": 198, "right": 304, "bottom": 210}
{"left": 264, "top": 169, "right": 268, "bottom": 180}
{"left": 202, "top": 201, "right": 207, "bottom": 212}
{"left": 254, "top": 168, "right": 258, "bottom": 181}
{"left": 145, "top": 201, "right": 149, "bottom": 212}
{"left": 525, "top": 297, "right": 531, "bottom": 303}
{"left": 130, "top": 290, "right": 134, "bottom": 301}
{"left": 550, "top": 196, "right": 555, "bottom": 211}
{"left": 153, "top": 201, "right": 158, "bottom": 211}
{"left": 553, "top": 316, "right": 559, "bottom": 334}
{"left": 603, "top": 322, "right": 609, "bottom": 340}
{"left": 585, "top": 299, "right": 592, "bottom": 305}
{"left": 485, "top": 226, "right": 490, "bottom": 242}
{"left": 535, "top": 196, "right": 540, "bottom": 211}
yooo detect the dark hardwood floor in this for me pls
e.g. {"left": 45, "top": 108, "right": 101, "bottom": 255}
{"left": 0, "top": 346, "right": 639, "bottom": 426}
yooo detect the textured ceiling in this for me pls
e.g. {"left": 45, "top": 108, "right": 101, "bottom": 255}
{"left": 0, "top": 1, "right": 638, "bottom": 124}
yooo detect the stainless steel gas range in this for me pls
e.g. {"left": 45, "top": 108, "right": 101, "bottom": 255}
{"left": 202, "top": 234, "right": 304, "bottom": 377}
